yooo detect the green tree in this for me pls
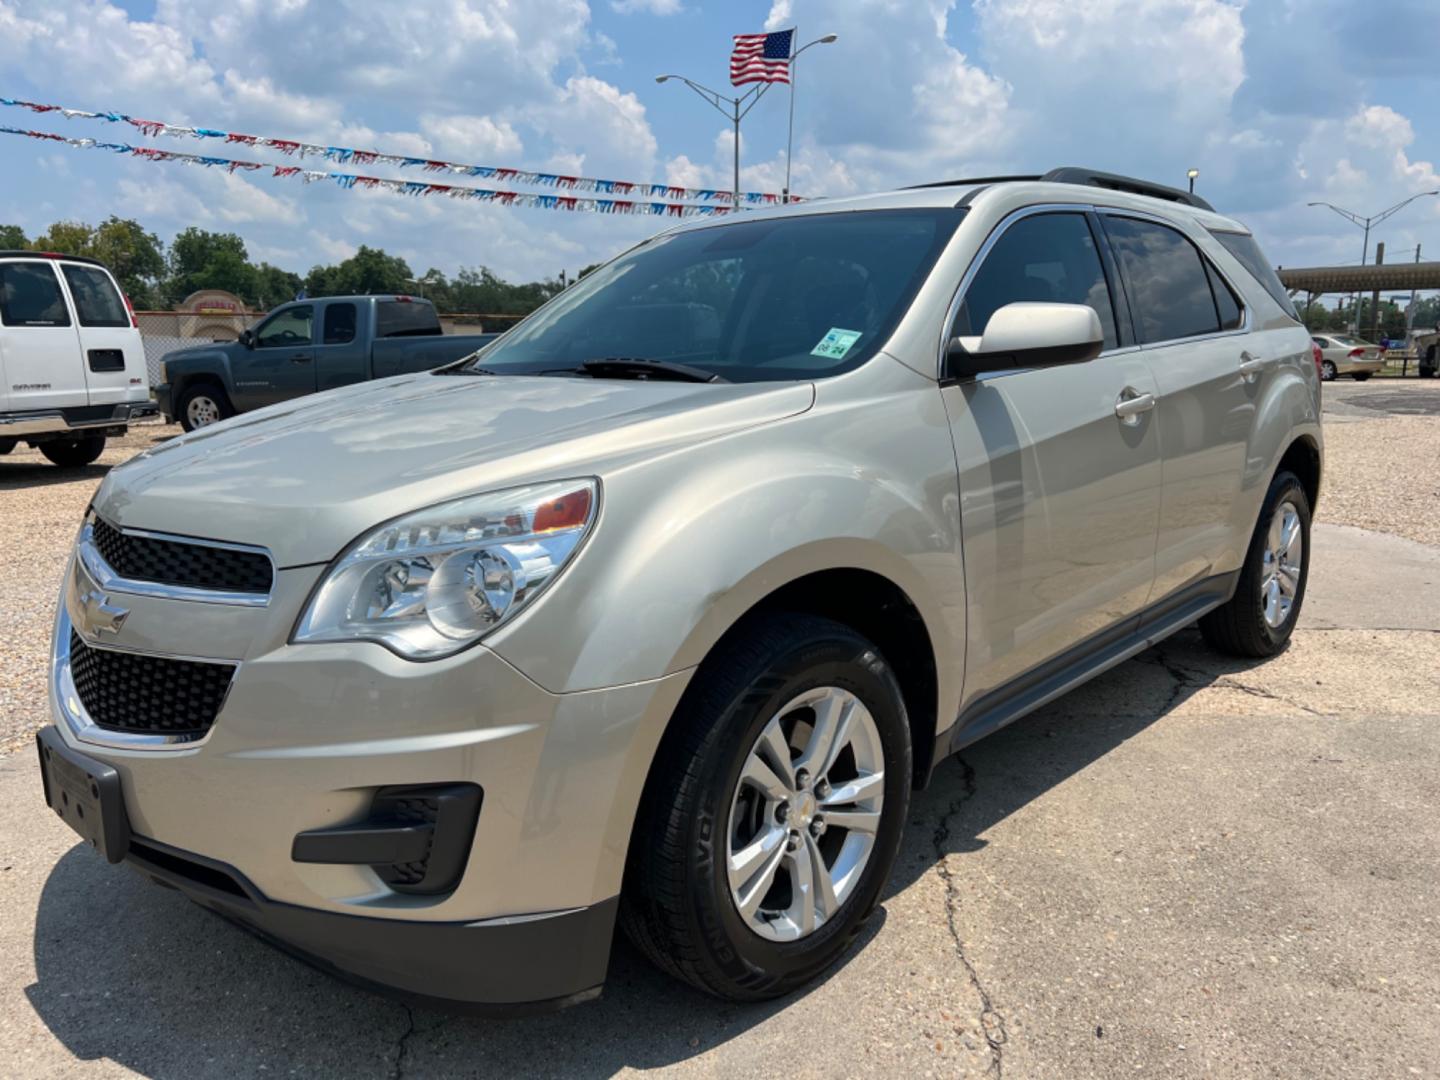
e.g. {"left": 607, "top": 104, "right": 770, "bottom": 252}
{"left": 89, "top": 217, "right": 165, "bottom": 307}
{"left": 0, "top": 223, "right": 27, "bottom": 249}
{"left": 165, "top": 227, "right": 255, "bottom": 304}
{"left": 31, "top": 220, "right": 95, "bottom": 256}
{"left": 305, "top": 245, "right": 413, "bottom": 297}
{"left": 253, "top": 262, "right": 304, "bottom": 308}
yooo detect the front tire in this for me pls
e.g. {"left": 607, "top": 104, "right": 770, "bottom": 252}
{"left": 178, "top": 383, "right": 233, "bottom": 432}
{"left": 620, "top": 613, "right": 912, "bottom": 1001}
{"left": 1199, "top": 470, "right": 1311, "bottom": 658}
{"left": 39, "top": 436, "right": 105, "bottom": 468}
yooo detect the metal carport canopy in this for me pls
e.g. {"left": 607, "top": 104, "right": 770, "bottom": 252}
{"left": 1278, "top": 262, "right": 1440, "bottom": 293}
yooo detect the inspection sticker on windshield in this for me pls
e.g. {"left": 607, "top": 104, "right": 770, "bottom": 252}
{"left": 811, "top": 328, "right": 863, "bottom": 360}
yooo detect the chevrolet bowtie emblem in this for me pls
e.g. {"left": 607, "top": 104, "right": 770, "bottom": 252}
{"left": 78, "top": 588, "right": 129, "bottom": 636}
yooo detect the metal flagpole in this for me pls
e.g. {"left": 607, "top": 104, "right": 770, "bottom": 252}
{"left": 784, "top": 28, "right": 797, "bottom": 204}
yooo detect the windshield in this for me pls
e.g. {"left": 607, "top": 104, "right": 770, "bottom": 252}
{"left": 465, "top": 208, "right": 964, "bottom": 382}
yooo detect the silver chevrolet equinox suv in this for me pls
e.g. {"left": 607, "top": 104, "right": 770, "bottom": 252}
{"left": 38, "top": 168, "right": 1321, "bottom": 1013}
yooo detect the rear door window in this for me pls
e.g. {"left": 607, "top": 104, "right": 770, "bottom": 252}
{"left": 0, "top": 261, "right": 71, "bottom": 327}
{"left": 61, "top": 264, "right": 129, "bottom": 327}
{"left": 1206, "top": 263, "right": 1244, "bottom": 331}
{"left": 256, "top": 305, "right": 314, "bottom": 348}
{"left": 1104, "top": 217, "right": 1221, "bottom": 344}
{"left": 377, "top": 300, "right": 442, "bottom": 338}
{"left": 323, "top": 302, "right": 357, "bottom": 344}
{"left": 956, "top": 212, "right": 1119, "bottom": 350}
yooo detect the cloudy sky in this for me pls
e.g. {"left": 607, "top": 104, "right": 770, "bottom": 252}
{"left": 2, "top": 0, "right": 1438, "bottom": 285}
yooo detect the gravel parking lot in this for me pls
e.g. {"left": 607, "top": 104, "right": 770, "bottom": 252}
{"left": 2, "top": 385, "right": 1437, "bottom": 1078}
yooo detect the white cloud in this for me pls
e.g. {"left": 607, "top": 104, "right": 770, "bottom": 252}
{"left": 611, "top": 0, "right": 683, "bottom": 13}
{"left": 419, "top": 114, "right": 524, "bottom": 161}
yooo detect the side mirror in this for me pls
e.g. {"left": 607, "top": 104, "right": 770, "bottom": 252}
{"left": 238, "top": 329, "right": 254, "bottom": 349}
{"left": 945, "top": 302, "right": 1104, "bottom": 380}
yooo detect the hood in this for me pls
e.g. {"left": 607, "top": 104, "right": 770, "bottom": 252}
{"left": 95, "top": 372, "right": 814, "bottom": 565}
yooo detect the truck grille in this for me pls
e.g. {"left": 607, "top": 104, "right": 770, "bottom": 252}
{"left": 69, "top": 631, "right": 236, "bottom": 737}
{"left": 91, "top": 515, "right": 273, "bottom": 595}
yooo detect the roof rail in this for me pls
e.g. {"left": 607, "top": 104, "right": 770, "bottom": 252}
{"left": 905, "top": 175, "right": 1042, "bottom": 190}
{"left": 1039, "top": 167, "right": 1215, "bottom": 212}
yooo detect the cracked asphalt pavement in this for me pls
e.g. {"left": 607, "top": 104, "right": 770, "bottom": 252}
{"left": 2, "top": 387, "right": 1438, "bottom": 1078}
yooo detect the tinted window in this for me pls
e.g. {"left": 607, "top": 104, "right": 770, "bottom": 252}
{"left": 466, "top": 209, "right": 964, "bottom": 382}
{"left": 1209, "top": 229, "right": 1299, "bottom": 318}
{"left": 323, "top": 302, "right": 357, "bottom": 344}
{"left": 1206, "top": 262, "right": 1243, "bottom": 331}
{"left": 62, "top": 264, "right": 129, "bottom": 327}
{"left": 377, "top": 300, "right": 442, "bottom": 338}
{"left": 0, "top": 261, "right": 71, "bottom": 327}
{"left": 1105, "top": 217, "right": 1220, "bottom": 344}
{"left": 955, "top": 212, "right": 1117, "bottom": 350}
{"left": 256, "top": 305, "right": 313, "bottom": 348}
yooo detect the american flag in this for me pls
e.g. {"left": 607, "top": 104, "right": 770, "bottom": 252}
{"left": 730, "top": 28, "right": 794, "bottom": 86}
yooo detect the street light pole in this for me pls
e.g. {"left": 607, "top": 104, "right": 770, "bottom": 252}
{"left": 1187, "top": 168, "right": 1198, "bottom": 194}
{"left": 783, "top": 32, "right": 838, "bottom": 204}
{"left": 656, "top": 74, "right": 773, "bottom": 211}
{"left": 1308, "top": 191, "right": 1439, "bottom": 332}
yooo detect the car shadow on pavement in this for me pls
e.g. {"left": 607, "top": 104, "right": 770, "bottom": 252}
{"left": 0, "top": 461, "right": 112, "bottom": 490}
{"left": 25, "top": 627, "right": 1266, "bottom": 1078}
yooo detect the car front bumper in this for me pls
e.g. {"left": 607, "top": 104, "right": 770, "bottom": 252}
{"left": 45, "top": 554, "right": 691, "bottom": 1010}
{"left": 153, "top": 382, "right": 173, "bottom": 423}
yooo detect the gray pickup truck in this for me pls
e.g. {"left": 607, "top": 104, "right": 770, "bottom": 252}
{"left": 156, "top": 295, "right": 496, "bottom": 430}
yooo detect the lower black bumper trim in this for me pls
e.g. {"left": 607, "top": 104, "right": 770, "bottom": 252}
{"left": 124, "top": 834, "right": 617, "bottom": 1015}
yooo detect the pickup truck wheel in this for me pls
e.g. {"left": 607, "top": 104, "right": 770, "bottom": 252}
{"left": 178, "top": 384, "right": 232, "bottom": 432}
{"left": 39, "top": 436, "right": 106, "bottom": 469}
{"left": 1199, "top": 470, "right": 1311, "bottom": 658}
{"left": 620, "top": 613, "right": 911, "bottom": 1001}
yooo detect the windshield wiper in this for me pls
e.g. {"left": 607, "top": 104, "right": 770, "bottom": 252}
{"left": 577, "top": 357, "right": 728, "bottom": 383}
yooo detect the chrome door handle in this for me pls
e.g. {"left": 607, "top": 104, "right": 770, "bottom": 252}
{"left": 290, "top": 354, "right": 312, "bottom": 364}
{"left": 1114, "top": 389, "right": 1156, "bottom": 424}
{"left": 1238, "top": 351, "right": 1269, "bottom": 380}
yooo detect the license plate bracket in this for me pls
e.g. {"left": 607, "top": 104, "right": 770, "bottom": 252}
{"left": 37, "top": 726, "right": 131, "bottom": 863}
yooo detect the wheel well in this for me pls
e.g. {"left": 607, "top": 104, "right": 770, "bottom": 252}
{"left": 744, "top": 568, "right": 940, "bottom": 789}
{"left": 1277, "top": 436, "right": 1321, "bottom": 513}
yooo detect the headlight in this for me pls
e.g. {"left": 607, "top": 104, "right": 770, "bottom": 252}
{"left": 293, "top": 479, "right": 598, "bottom": 659}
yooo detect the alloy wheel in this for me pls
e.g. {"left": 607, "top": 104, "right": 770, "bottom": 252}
{"left": 1260, "top": 499, "right": 1303, "bottom": 629}
{"left": 726, "top": 686, "right": 885, "bottom": 942}
{"left": 186, "top": 395, "right": 221, "bottom": 428}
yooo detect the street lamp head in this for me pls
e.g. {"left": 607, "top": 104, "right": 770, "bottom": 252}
{"left": 1187, "top": 168, "right": 1199, "bottom": 180}
{"left": 819, "top": 33, "right": 838, "bottom": 43}
{"left": 655, "top": 75, "right": 672, "bottom": 83}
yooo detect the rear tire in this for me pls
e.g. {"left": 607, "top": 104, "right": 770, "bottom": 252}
{"left": 1199, "top": 470, "right": 1311, "bottom": 658}
{"left": 0, "top": 438, "right": 15, "bottom": 455}
{"left": 39, "top": 436, "right": 106, "bottom": 469}
{"left": 178, "top": 383, "right": 233, "bottom": 432}
{"left": 1320, "top": 360, "right": 1337, "bottom": 381}
{"left": 1352, "top": 372, "right": 1372, "bottom": 381}
{"left": 620, "top": 613, "right": 912, "bottom": 1001}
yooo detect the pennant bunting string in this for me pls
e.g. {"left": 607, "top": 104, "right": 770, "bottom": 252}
{"left": 0, "top": 125, "right": 743, "bottom": 219}
{"left": 0, "top": 95, "right": 801, "bottom": 206}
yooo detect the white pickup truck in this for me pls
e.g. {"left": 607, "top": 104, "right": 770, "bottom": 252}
{"left": 0, "top": 251, "right": 157, "bottom": 467}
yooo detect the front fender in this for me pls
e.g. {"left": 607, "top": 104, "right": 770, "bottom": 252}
{"left": 487, "top": 360, "right": 965, "bottom": 711}
{"left": 166, "top": 349, "right": 240, "bottom": 409}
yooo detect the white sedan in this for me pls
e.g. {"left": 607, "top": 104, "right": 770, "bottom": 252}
{"left": 1311, "top": 334, "right": 1384, "bottom": 381}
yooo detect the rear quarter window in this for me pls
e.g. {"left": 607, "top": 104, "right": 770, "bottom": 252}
{"left": 1209, "top": 230, "right": 1299, "bottom": 319}
{"left": 376, "top": 300, "right": 442, "bottom": 338}
{"left": 61, "top": 264, "right": 130, "bottom": 327}
{"left": 0, "top": 261, "right": 71, "bottom": 327}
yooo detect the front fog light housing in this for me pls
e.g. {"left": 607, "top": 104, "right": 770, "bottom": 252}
{"left": 294, "top": 479, "right": 598, "bottom": 659}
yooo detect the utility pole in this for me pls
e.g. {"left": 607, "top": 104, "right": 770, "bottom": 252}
{"left": 1370, "top": 242, "right": 1384, "bottom": 343}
